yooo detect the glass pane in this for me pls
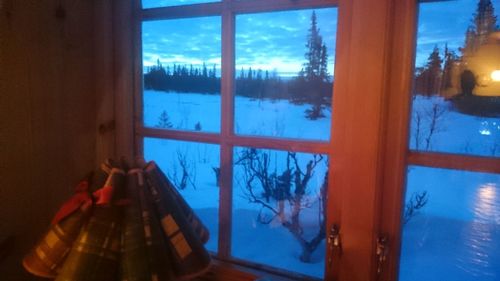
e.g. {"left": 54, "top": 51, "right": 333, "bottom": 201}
{"left": 235, "top": 8, "right": 337, "bottom": 141}
{"left": 232, "top": 147, "right": 328, "bottom": 278}
{"left": 142, "top": 0, "right": 219, "bottom": 9}
{"left": 400, "top": 166, "right": 500, "bottom": 281}
{"left": 142, "top": 17, "right": 221, "bottom": 133}
{"left": 410, "top": 1, "right": 500, "bottom": 157}
{"left": 144, "top": 138, "right": 220, "bottom": 252}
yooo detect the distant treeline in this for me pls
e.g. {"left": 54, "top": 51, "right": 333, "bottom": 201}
{"left": 144, "top": 60, "right": 220, "bottom": 94}
{"left": 144, "top": 60, "right": 332, "bottom": 104}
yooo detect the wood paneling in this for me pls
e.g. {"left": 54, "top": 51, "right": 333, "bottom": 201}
{"left": 0, "top": 0, "right": 97, "bottom": 279}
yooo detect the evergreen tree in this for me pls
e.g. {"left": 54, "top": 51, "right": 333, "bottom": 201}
{"left": 474, "top": 0, "right": 497, "bottom": 39}
{"left": 300, "top": 11, "right": 331, "bottom": 119}
{"left": 461, "top": 26, "right": 476, "bottom": 55}
{"left": 156, "top": 110, "right": 173, "bottom": 128}
{"left": 441, "top": 44, "right": 458, "bottom": 91}
{"left": 462, "top": 0, "right": 498, "bottom": 54}
{"left": 303, "top": 11, "right": 328, "bottom": 82}
{"left": 415, "top": 45, "right": 442, "bottom": 96}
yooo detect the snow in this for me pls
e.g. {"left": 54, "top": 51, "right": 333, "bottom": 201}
{"left": 401, "top": 167, "right": 500, "bottom": 281}
{"left": 409, "top": 95, "right": 500, "bottom": 157}
{"left": 143, "top": 90, "right": 499, "bottom": 279}
{"left": 144, "top": 137, "right": 327, "bottom": 278}
{"left": 143, "top": 90, "right": 331, "bottom": 140}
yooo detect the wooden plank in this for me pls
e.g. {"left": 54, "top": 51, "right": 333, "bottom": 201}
{"left": 95, "top": 0, "right": 116, "bottom": 164}
{"left": 194, "top": 260, "right": 258, "bottom": 281}
{"left": 408, "top": 151, "right": 500, "bottom": 174}
{"left": 375, "top": 1, "right": 417, "bottom": 280}
{"left": 140, "top": 0, "right": 339, "bottom": 21}
{"left": 132, "top": 0, "right": 144, "bottom": 158}
{"left": 217, "top": 3, "right": 235, "bottom": 259}
{"left": 138, "top": 127, "right": 331, "bottom": 154}
{"left": 141, "top": 2, "right": 222, "bottom": 21}
{"left": 329, "top": 0, "right": 394, "bottom": 280}
{"left": 230, "top": 0, "right": 338, "bottom": 15}
{"left": 113, "top": 0, "right": 135, "bottom": 161}
{"left": 0, "top": 0, "right": 97, "bottom": 278}
{"left": 325, "top": 0, "right": 351, "bottom": 278}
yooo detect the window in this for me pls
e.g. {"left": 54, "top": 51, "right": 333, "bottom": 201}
{"left": 396, "top": 1, "right": 500, "bottom": 281}
{"left": 126, "top": 0, "right": 500, "bottom": 280}
{"left": 137, "top": 1, "right": 338, "bottom": 279}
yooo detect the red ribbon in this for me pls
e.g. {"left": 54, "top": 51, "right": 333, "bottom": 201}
{"left": 51, "top": 181, "right": 116, "bottom": 225}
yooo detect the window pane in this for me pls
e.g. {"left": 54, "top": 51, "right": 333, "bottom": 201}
{"left": 235, "top": 8, "right": 337, "bottom": 141}
{"left": 410, "top": 1, "right": 500, "bottom": 157}
{"left": 144, "top": 138, "right": 220, "bottom": 252}
{"left": 400, "top": 166, "right": 500, "bottom": 281}
{"left": 232, "top": 147, "right": 328, "bottom": 278}
{"left": 142, "top": 0, "right": 219, "bottom": 9}
{"left": 142, "top": 17, "right": 221, "bottom": 133}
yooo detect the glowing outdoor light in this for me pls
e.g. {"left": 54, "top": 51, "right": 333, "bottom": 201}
{"left": 491, "top": 70, "right": 500, "bottom": 82}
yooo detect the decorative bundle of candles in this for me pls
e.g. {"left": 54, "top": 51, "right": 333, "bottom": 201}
{"left": 22, "top": 160, "right": 211, "bottom": 281}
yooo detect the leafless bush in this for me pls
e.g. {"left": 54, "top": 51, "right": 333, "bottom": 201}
{"left": 403, "top": 191, "right": 428, "bottom": 224}
{"left": 236, "top": 148, "right": 327, "bottom": 263}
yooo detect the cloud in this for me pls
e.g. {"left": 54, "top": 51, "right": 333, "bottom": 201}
{"left": 142, "top": 7, "right": 338, "bottom": 76}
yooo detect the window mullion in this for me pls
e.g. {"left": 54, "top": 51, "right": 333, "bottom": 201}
{"left": 217, "top": 3, "right": 235, "bottom": 259}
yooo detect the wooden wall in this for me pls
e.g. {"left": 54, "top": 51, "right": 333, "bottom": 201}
{"left": 0, "top": 0, "right": 103, "bottom": 279}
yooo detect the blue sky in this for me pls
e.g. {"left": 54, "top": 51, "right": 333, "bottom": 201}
{"left": 416, "top": 0, "right": 500, "bottom": 67}
{"left": 142, "top": 0, "right": 500, "bottom": 76}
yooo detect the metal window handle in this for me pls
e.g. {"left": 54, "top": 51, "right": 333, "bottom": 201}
{"left": 376, "top": 235, "right": 389, "bottom": 275}
{"left": 328, "top": 224, "right": 342, "bottom": 266}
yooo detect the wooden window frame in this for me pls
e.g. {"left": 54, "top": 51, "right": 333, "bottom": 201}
{"left": 109, "top": 0, "right": 500, "bottom": 280}
{"left": 379, "top": 1, "right": 500, "bottom": 281}
{"left": 133, "top": 1, "right": 340, "bottom": 280}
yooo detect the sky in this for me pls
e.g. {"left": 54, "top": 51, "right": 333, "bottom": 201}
{"left": 141, "top": 0, "right": 500, "bottom": 76}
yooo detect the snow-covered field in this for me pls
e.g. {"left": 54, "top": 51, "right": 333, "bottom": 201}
{"left": 143, "top": 90, "right": 331, "bottom": 140}
{"left": 401, "top": 167, "right": 500, "bottom": 281}
{"left": 409, "top": 95, "right": 500, "bottom": 157}
{"left": 143, "top": 90, "right": 499, "bottom": 279}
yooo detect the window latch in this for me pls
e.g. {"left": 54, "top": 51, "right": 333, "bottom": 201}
{"left": 328, "top": 224, "right": 342, "bottom": 266}
{"left": 376, "top": 235, "right": 389, "bottom": 275}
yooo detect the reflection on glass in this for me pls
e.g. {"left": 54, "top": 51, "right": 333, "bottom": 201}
{"left": 232, "top": 147, "right": 328, "bottom": 278}
{"left": 142, "top": 0, "right": 219, "bottom": 9}
{"left": 144, "top": 138, "right": 220, "bottom": 252}
{"left": 235, "top": 8, "right": 337, "bottom": 140}
{"left": 400, "top": 166, "right": 500, "bottom": 281}
{"left": 142, "top": 17, "right": 221, "bottom": 132}
{"left": 410, "top": 1, "right": 500, "bottom": 157}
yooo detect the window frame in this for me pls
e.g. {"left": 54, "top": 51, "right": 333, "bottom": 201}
{"left": 134, "top": 0, "right": 340, "bottom": 280}
{"left": 379, "top": 1, "right": 500, "bottom": 281}
{"left": 122, "top": 0, "right": 500, "bottom": 280}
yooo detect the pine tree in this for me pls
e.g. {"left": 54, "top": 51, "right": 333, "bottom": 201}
{"left": 462, "top": 0, "right": 498, "bottom": 54}
{"left": 299, "top": 11, "right": 331, "bottom": 119}
{"left": 415, "top": 45, "right": 443, "bottom": 96}
{"left": 156, "top": 110, "right": 173, "bottom": 128}
{"left": 441, "top": 44, "right": 458, "bottom": 91}
{"left": 303, "top": 11, "right": 326, "bottom": 82}
{"left": 474, "top": 0, "right": 497, "bottom": 39}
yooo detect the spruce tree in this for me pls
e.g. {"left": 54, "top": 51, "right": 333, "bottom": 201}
{"left": 424, "top": 46, "right": 443, "bottom": 95}
{"left": 474, "top": 0, "right": 497, "bottom": 38}
{"left": 303, "top": 11, "right": 327, "bottom": 82}
{"left": 156, "top": 110, "right": 173, "bottom": 128}
{"left": 301, "top": 11, "right": 330, "bottom": 119}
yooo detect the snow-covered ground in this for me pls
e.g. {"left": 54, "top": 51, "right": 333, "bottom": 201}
{"left": 401, "top": 167, "right": 500, "bottom": 281}
{"left": 143, "top": 90, "right": 499, "bottom": 279}
{"left": 409, "top": 95, "right": 500, "bottom": 157}
{"left": 143, "top": 90, "right": 331, "bottom": 140}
